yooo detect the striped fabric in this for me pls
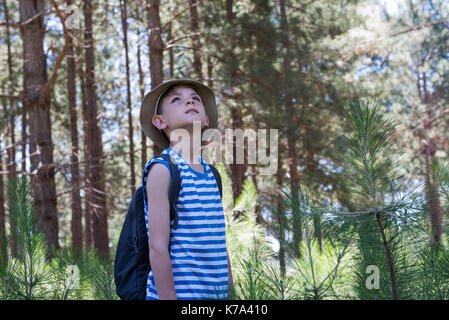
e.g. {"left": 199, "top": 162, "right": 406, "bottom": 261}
{"left": 142, "top": 147, "right": 228, "bottom": 300}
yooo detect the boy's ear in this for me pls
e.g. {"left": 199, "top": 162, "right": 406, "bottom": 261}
{"left": 152, "top": 114, "right": 167, "bottom": 130}
{"left": 204, "top": 113, "right": 209, "bottom": 127}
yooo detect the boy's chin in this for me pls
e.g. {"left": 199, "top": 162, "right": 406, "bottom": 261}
{"left": 175, "top": 119, "right": 207, "bottom": 129}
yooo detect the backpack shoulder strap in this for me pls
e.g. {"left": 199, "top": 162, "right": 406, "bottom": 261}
{"left": 208, "top": 164, "right": 223, "bottom": 199}
{"left": 158, "top": 153, "right": 180, "bottom": 230}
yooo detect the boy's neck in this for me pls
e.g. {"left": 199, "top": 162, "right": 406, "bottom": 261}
{"left": 167, "top": 121, "right": 203, "bottom": 165}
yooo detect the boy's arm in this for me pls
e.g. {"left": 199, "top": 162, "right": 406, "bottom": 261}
{"left": 146, "top": 163, "right": 176, "bottom": 300}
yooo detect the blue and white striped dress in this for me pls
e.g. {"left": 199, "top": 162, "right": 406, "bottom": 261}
{"left": 142, "top": 147, "right": 228, "bottom": 300}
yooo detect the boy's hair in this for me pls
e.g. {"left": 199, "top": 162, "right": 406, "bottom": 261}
{"left": 155, "top": 83, "right": 212, "bottom": 147}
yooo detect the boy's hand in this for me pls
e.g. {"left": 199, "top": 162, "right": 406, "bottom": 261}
{"left": 147, "top": 162, "right": 176, "bottom": 300}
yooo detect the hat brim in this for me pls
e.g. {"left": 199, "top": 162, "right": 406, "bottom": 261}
{"left": 140, "top": 79, "right": 218, "bottom": 149}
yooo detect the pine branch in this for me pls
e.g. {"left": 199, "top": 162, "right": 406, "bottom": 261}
{"left": 39, "top": 0, "right": 71, "bottom": 104}
{"left": 357, "top": 21, "right": 449, "bottom": 48}
{"left": 375, "top": 211, "right": 398, "bottom": 299}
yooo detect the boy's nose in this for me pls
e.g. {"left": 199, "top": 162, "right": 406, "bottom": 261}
{"left": 186, "top": 99, "right": 195, "bottom": 105}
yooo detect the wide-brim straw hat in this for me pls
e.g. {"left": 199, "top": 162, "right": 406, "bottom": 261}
{"left": 140, "top": 79, "right": 218, "bottom": 149}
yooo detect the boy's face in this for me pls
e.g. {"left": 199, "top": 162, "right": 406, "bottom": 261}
{"left": 151, "top": 85, "right": 209, "bottom": 136}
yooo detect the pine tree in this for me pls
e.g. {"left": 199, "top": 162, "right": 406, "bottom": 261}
{"left": 188, "top": 0, "right": 203, "bottom": 81}
{"left": 0, "top": 137, "right": 6, "bottom": 269}
{"left": 19, "top": 0, "right": 59, "bottom": 255}
{"left": 146, "top": 0, "right": 164, "bottom": 156}
{"left": 2, "top": 176, "right": 52, "bottom": 299}
{"left": 338, "top": 99, "right": 424, "bottom": 299}
{"left": 83, "top": 0, "right": 109, "bottom": 256}
{"left": 66, "top": 0, "right": 83, "bottom": 254}
{"left": 119, "top": 0, "right": 136, "bottom": 198}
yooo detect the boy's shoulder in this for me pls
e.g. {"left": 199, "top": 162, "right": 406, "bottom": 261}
{"left": 145, "top": 161, "right": 170, "bottom": 190}
{"left": 145, "top": 151, "right": 173, "bottom": 174}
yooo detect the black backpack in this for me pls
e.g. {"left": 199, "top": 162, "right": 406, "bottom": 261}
{"left": 113, "top": 153, "right": 223, "bottom": 300}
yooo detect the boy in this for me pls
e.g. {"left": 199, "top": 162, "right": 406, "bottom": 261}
{"left": 139, "top": 79, "right": 233, "bottom": 300}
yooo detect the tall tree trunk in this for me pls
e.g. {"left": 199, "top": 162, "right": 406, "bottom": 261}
{"left": 120, "top": 0, "right": 136, "bottom": 197}
{"left": 425, "top": 160, "right": 442, "bottom": 244}
{"left": 230, "top": 107, "right": 245, "bottom": 202}
{"left": 6, "top": 126, "right": 18, "bottom": 258}
{"left": 189, "top": 0, "right": 203, "bottom": 81}
{"left": 21, "top": 102, "right": 27, "bottom": 174}
{"left": 276, "top": 159, "right": 286, "bottom": 278}
{"left": 6, "top": 122, "right": 16, "bottom": 190}
{"left": 4, "top": 0, "right": 18, "bottom": 258}
{"left": 136, "top": 8, "right": 147, "bottom": 169}
{"left": 226, "top": 0, "right": 246, "bottom": 204}
{"left": 66, "top": 0, "right": 82, "bottom": 253}
{"left": 19, "top": 0, "right": 59, "bottom": 254}
{"left": 424, "top": 72, "right": 442, "bottom": 244}
{"left": 5, "top": 11, "right": 16, "bottom": 181}
{"left": 207, "top": 55, "right": 213, "bottom": 88}
{"left": 167, "top": 20, "right": 174, "bottom": 78}
{"left": 83, "top": 0, "right": 109, "bottom": 256}
{"left": 147, "top": 0, "right": 164, "bottom": 156}
{"left": 78, "top": 53, "right": 93, "bottom": 249}
{"left": 6, "top": 123, "right": 18, "bottom": 257}
{"left": 418, "top": 71, "right": 442, "bottom": 244}
{"left": 279, "top": 0, "right": 301, "bottom": 258}
{"left": 0, "top": 134, "right": 6, "bottom": 268}
{"left": 250, "top": 114, "right": 263, "bottom": 225}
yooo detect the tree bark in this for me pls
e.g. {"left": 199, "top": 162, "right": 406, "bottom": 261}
{"left": 189, "top": 0, "right": 203, "bottom": 81}
{"left": 230, "top": 107, "right": 246, "bottom": 202}
{"left": 21, "top": 100, "right": 27, "bottom": 174}
{"left": 78, "top": 52, "right": 93, "bottom": 249}
{"left": 19, "top": 0, "right": 59, "bottom": 254}
{"left": 167, "top": 20, "right": 174, "bottom": 78}
{"left": 136, "top": 8, "right": 147, "bottom": 169}
{"left": 147, "top": 0, "right": 164, "bottom": 156}
{"left": 66, "top": 0, "right": 82, "bottom": 254}
{"left": 276, "top": 160, "right": 286, "bottom": 277}
{"left": 6, "top": 125, "right": 18, "bottom": 258}
{"left": 207, "top": 55, "right": 213, "bottom": 88}
{"left": 226, "top": 0, "right": 246, "bottom": 205}
{"left": 120, "top": 0, "right": 136, "bottom": 197}
{"left": 0, "top": 135, "right": 6, "bottom": 268}
{"left": 4, "top": 0, "right": 18, "bottom": 258}
{"left": 418, "top": 71, "right": 442, "bottom": 244}
{"left": 279, "top": 0, "right": 301, "bottom": 258}
{"left": 6, "top": 121, "right": 16, "bottom": 192}
{"left": 83, "top": 0, "right": 109, "bottom": 256}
